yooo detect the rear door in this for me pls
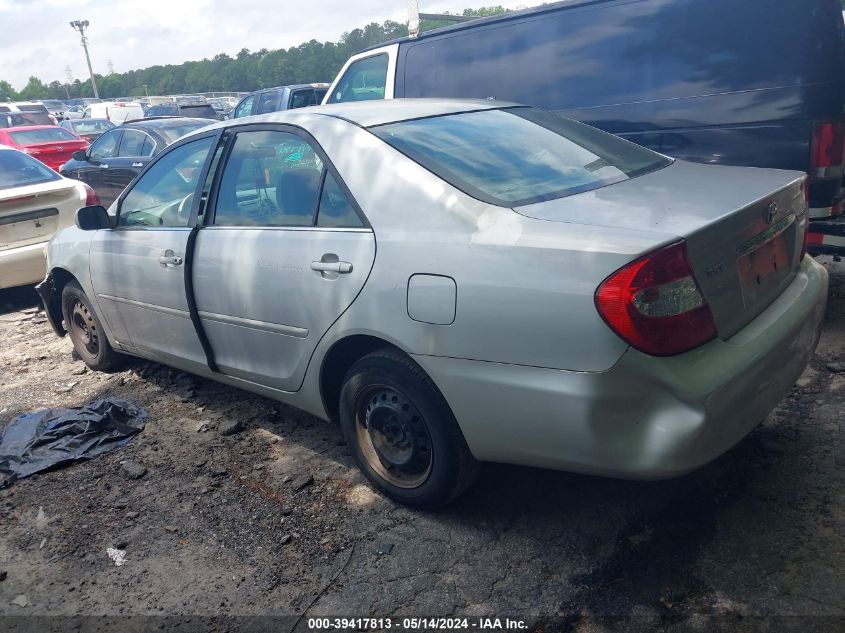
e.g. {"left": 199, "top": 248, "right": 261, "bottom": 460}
{"left": 89, "top": 133, "right": 219, "bottom": 369}
{"left": 192, "top": 126, "right": 375, "bottom": 391}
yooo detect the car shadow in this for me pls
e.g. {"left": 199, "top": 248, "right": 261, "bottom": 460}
{"left": 0, "top": 285, "right": 41, "bottom": 316}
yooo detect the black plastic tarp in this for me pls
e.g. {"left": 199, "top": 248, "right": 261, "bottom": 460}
{"left": 0, "top": 398, "right": 147, "bottom": 488}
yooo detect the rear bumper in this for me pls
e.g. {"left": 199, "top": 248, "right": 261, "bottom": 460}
{"left": 414, "top": 256, "right": 828, "bottom": 478}
{"left": 0, "top": 241, "right": 48, "bottom": 289}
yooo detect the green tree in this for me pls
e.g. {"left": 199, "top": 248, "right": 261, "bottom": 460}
{"left": 11, "top": 5, "right": 509, "bottom": 97}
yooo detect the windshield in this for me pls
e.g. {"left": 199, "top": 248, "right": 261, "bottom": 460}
{"left": 155, "top": 120, "right": 210, "bottom": 143}
{"left": 41, "top": 101, "right": 65, "bottom": 109}
{"left": 9, "top": 128, "right": 78, "bottom": 145}
{"left": 0, "top": 150, "right": 61, "bottom": 190}
{"left": 370, "top": 108, "right": 672, "bottom": 207}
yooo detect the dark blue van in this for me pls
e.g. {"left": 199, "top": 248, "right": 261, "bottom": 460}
{"left": 325, "top": 0, "right": 845, "bottom": 253}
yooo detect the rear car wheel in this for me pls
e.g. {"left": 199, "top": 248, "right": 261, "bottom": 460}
{"left": 339, "top": 348, "right": 479, "bottom": 508}
{"left": 61, "top": 281, "right": 125, "bottom": 372}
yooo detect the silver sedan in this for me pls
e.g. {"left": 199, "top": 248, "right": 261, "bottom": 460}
{"left": 37, "top": 99, "right": 828, "bottom": 507}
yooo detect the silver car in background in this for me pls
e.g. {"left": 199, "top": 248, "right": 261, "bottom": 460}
{"left": 37, "top": 100, "right": 827, "bottom": 508}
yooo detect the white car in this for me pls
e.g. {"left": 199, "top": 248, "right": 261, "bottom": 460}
{"left": 0, "top": 145, "right": 98, "bottom": 289}
{"left": 83, "top": 102, "right": 144, "bottom": 124}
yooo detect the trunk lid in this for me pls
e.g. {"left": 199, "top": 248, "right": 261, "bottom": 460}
{"left": 23, "top": 139, "right": 88, "bottom": 170}
{"left": 515, "top": 160, "right": 807, "bottom": 339}
{"left": 0, "top": 180, "right": 80, "bottom": 251}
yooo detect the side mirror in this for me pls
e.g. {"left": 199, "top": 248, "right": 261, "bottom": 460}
{"left": 72, "top": 150, "right": 87, "bottom": 161}
{"left": 75, "top": 205, "right": 111, "bottom": 231}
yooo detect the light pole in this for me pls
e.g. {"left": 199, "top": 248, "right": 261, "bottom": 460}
{"left": 69, "top": 20, "right": 99, "bottom": 99}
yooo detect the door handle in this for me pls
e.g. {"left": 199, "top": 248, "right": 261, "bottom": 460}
{"left": 99, "top": 164, "right": 109, "bottom": 169}
{"left": 311, "top": 261, "right": 352, "bottom": 273}
{"left": 158, "top": 250, "right": 183, "bottom": 267}
{"left": 132, "top": 162, "right": 143, "bottom": 168}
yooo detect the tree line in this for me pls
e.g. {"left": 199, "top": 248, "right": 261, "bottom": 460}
{"left": 0, "top": 7, "right": 507, "bottom": 102}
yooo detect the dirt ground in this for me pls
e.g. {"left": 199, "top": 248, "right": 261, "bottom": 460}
{"left": 0, "top": 259, "right": 843, "bottom": 633}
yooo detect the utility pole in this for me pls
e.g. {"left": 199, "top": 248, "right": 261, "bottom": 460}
{"left": 69, "top": 20, "right": 99, "bottom": 99}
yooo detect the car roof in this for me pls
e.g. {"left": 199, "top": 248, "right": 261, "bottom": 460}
{"left": 126, "top": 117, "right": 210, "bottom": 129}
{"left": 193, "top": 98, "right": 517, "bottom": 132}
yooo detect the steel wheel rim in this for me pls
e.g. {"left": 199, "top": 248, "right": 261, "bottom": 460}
{"left": 69, "top": 299, "right": 99, "bottom": 357}
{"left": 354, "top": 385, "right": 433, "bottom": 489}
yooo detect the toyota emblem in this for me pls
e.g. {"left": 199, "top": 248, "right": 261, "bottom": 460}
{"left": 765, "top": 202, "right": 778, "bottom": 224}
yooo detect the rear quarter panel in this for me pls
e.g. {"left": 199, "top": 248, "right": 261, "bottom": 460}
{"left": 304, "top": 116, "right": 668, "bottom": 373}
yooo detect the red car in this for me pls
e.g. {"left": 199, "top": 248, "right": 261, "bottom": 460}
{"left": 0, "top": 126, "right": 89, "bottom": 171}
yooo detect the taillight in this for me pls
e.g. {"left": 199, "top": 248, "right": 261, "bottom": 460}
{"left": 811, "top": 121, "right": 845, "bottom": 170}
{"left": 595, "top": 240, "right": 716, "bottom": 356}
{"left": 799, "top": 176, "right": 809, "bottom": 259}
{"left": 82, "top": 182, "right": 100, "bottom": 206}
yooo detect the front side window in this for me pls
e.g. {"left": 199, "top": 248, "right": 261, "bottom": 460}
{"left": 89, "top": 130, "right": 121, "bottom": 160}
{"left": 213, "top": 130, "right": 324, "bottom": 227}
{"left": 118, "top": 136, "right": 213, "bottom": 227}
{"left": 327, "top": 54, "right": 388, "bottom": 104}
{"left": 233, "top": 94, "right": 255, "bottom": 118}
{"left": 371, "top": 108, "right": 672, "bottom": 207}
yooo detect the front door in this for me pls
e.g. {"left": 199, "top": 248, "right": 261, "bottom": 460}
{"left": 192, "top": 127, "right": 375, "bottom": 391}
{"left": 106, "top": 128, "right": 156, "bottom": 201}
{"left": 89, "top": 134, "right": 217, "bottom": 372}
{"left": 76, "top": 128, "right": 122, "bottom": 205}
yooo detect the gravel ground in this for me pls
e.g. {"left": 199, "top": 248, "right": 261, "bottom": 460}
{"left": 0, "top": 260, "right": 843, "bottom": 632}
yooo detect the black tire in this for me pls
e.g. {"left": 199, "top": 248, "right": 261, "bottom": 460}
{"left": 339, "top": 348, "right": 479, "bottom": 508}
{"left": 61, "top": 280, "right": 125, "bottom": 372}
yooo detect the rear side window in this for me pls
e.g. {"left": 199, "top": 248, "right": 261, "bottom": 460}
{"left": 371, "top": 107, "right": 671, "bottom": 206}
{"left": 118, "top": 130, "right": 154, "bottom": 157}
{"left": 233, "top": 94, "right": 255, "bottom": 118}
{"left": 213, "top": 130, "right": 324, "bottom": 226}
{"left": 0, "top": 150, "right": 61, "bottom": 190}
{"left": 327, "top": 54, "right": 388, "bottom": 104}
{"left": 9, "top": 128, "right": 77, "bottom": 145}
{"left": 289, "top": 89, "right": 319, "bottom": 109}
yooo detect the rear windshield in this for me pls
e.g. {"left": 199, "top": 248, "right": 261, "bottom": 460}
{"left": 41, "top": 101, "right": 65, "bottom": 110}
{"left": 0, "top": 112, "right": 53, "bottom": 128}
{"left": 180, "top": 105, "right": 218, "bottom": 119}
{"left": 154, "top": 120, "right": 210, "bottom": 143}
{"left": 0, "top": 150, "right": 61, "bottom": 190}
{"left": 70, "top": 120, "right": 114, "bottom": 133}
{"left": 370, "top": 108, "right": 671, "bottom": 206}
{"left": 17, "top": 104, "right": 48, "bottom": 113}
{"left": 10, "top": 128, "right": 78, "bottom": 144}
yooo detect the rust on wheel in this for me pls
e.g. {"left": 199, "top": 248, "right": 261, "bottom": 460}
{"left": 354, "top": 385, "right": 433, "bottom": 489}
{"left": 69, "top": 298, "right": 100, "bottom": 358}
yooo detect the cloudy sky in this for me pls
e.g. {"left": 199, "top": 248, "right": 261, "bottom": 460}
{"left": 0, "top": 0, "right": 537, "bottom": 89}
